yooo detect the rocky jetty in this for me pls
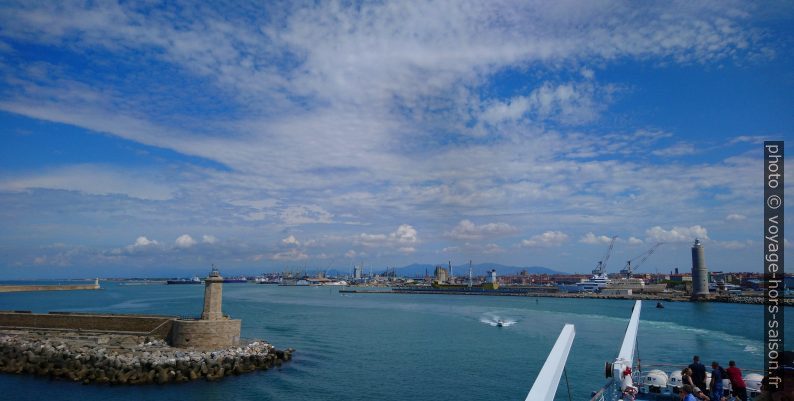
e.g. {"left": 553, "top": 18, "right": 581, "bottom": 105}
{"left": 0, "top": 330, "right": 292, "bottom": 384}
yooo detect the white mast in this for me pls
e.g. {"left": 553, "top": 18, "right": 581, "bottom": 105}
{"left": 526, "top": 324, "right": 576, "bottom": 401}
{"left": 612, "top": 300, "right": 642, "bottom": 392}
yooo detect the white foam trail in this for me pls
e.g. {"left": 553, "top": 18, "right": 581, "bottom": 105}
{"left": 480, "top": 315, "right": 517, "bottom": 327}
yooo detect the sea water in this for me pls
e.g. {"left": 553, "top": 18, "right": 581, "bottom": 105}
{"left": 0, "top": 283, "right": 787, "bottom": 401}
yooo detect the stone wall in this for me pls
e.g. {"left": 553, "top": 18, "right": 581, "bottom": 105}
{"left": 0, "top": 312, "right": 174, "bottom": 339}
{"left": 170, "top": 319, "right": 241, "bottom": 349}
{"left": 0, "top": 283, "right": 100, "bottom": 293}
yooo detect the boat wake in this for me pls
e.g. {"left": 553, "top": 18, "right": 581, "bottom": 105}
{"left": 480, "top": 316, "right": 517, "bottom": 327}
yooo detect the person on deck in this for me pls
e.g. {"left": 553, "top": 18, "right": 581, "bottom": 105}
{"left": 725, "top": 361, "right": 747, "bottom": 401}
{"left": 681, "top": 384, "right": 698, "bottom": 401}
{"left": 682, "top": 367, "right": 711, "bottom": 401}
{"left": 690, "top": 356, "right": 708, "bottom": 394}
{"left": 710, "top": 361, "right": 725, "bottom": 401}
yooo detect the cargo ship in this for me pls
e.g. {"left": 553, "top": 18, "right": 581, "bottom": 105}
{"left": 166, "top": 276, "right": 201, "bottom": 285}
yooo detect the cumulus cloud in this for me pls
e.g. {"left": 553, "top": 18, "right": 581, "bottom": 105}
{"left": 356, "top": 224, "right": 418, "bottom": 254}
{"left": 132, "top": 236, "right": 158, "bottom": 247}
{"left": 446, "top": 220, "right": 518, "bottom": 241}
{"left": 175, "top": 234, "right": 196, "bottom": 248}
{"left": 645, "top": 225, "right": 708, "bottom": 243}
{"left": 580, "top": 233, "right": 615, "bottom": 245}
{"left": 521, "top": 231, "right": 569, "bottom": 248}
{"left": 627, "top": 237, "right": 644, "bottom": 245}
{"left": 116, "top": 236, "right": 162, "bottom": 254}
{"left": 281, "top": 235, "right": 300, "bottom": 246}
{"left": 726, "top": 213, "right": 746, "bottom": 221}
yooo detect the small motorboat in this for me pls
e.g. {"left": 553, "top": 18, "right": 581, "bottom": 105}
{"left": 497, "top": 320, "right": 504, "bottom": 327}
{"left": 656, "top": 302, "right": 664, "bottom": 309}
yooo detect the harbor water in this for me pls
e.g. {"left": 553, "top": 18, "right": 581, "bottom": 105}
{"left": 0, "top": 283, "right": 787, "bottom": 401}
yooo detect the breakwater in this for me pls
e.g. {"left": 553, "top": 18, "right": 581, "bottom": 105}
{"left": 0, "top": 329, "right": 293, "bottom": 384}
{"left": 0, "top": 279, "right": 100, "bottom": 293}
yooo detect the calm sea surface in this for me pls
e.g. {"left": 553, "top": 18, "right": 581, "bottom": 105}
{"left": 0, "top": 282, "right": 788, "bottom": 401}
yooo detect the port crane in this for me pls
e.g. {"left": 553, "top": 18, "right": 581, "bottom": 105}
{"left": 619, "top": 242, "right": 663, "bottom": 278}
{"left": 592, "top": 236, "right": 618, "bottom": 275}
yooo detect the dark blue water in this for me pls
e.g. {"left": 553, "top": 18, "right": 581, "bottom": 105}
{"left": 0, "top": 283, "right": 787, "bottom": 401}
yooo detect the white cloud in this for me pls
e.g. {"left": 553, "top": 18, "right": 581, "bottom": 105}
{"left": 645, "top": 225, "right": 708, "bottom": 243}
{"left": 133, "top": 236, "right": 158, "bottom": 247}
{"left": 713, "top": 240, "right": 753, "bottom": 250}
{"left": 270, "top": 248, "right": 308, "bottom": 261}
{"left": 440, "top": 246, "right": 461, "bottom": 254}
{"left": 483, "top": 243, "right": 504, "bottom": 254}
{"left": 280, "top": 205, "right": 334, "bottom": 225}
{"left": 627, "top": 237, "right": 644, "bottom": 245}
{"left": 521, "top": 231, "right": 568, "bottom": 248}
{"left": 0, "top": 164, "right": 173, "bottom": 200}
{"left": 446, "top": 219, "right": 518, "bottom": 241}
{"left": 118, "top": 236, "right": 161, "bottom": 254}
{"left": 281, "top": 235, "right": 300, "bottom": 246}
{"left": 0, "top": 1, "right": 779, "bottom": 274}
{"left": 729, "top": 135, "right": 766, "bottom": 145}
{"left": 726, "top": 213, "right": 746, "bottom": 221}
{"left": 391, "top": 224, "right": 419, "bottom": 245}
{"left": 202, "top": 235, "right": 217, "bottom": 244}
{"left": 651, "top": 142, "right": 696, "bottom": 157}
{"left": 175, "top": 234, "right": 196, "bottom": 248}
{"left": 356, "top": 224, "right": 418, "bottom": 254}
{"left": 580, "top": 232, "right": 615, "bottom": 245}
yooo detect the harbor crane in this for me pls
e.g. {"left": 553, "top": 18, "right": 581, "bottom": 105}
{"left": 593, "top": 236, "right": 618, "bottom": 275}
{"left": 619, "top": 242, "right": 663, "bottom": 278}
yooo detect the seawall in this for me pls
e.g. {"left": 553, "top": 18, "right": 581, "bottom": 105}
{"left": 0, "top": 281, "right": 100, "bottom": 293}
{"left": 0, "top": 311, "right": 174, "bottom": 339}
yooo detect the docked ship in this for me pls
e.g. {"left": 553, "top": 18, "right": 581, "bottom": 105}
{"left": 601, "top": 277, "right": 667, "bottom": 295}
{"left": 166, "top": 276, "right": 201, "bottom": 285}
{"left": 567, "top": 236, "right": 617, "bottom": 293}
{"left": 601, "top": 243, "right": 667, "bottom": 295}
{"left": 574, "top": 266, "right": 611, "bottom": 292}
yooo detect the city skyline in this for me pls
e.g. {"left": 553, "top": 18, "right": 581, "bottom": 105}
{"left": 0, "top": 1, "right": 791, "bottom": 278}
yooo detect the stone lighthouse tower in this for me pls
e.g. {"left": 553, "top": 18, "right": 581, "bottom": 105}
{"left": 690, "top": 239, "right": 710, "bottom": 300}
{"left": 171, "top": 265, "right": 241, "bottom": 349}
{"left": 201, "top": 265, "right": 224, "bottom": 320}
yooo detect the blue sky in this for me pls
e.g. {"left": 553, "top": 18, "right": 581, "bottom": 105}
{"left": 0, "top": 1, "right": 790, "bottom": 278}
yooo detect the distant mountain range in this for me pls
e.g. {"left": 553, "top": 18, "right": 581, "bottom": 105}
{"left": 390, "top": 263, "right": 564, "bottom": 277}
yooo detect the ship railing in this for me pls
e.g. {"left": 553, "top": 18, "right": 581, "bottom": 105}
{"left": 633, "top": 363, "right": 765, "bottom": 374}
